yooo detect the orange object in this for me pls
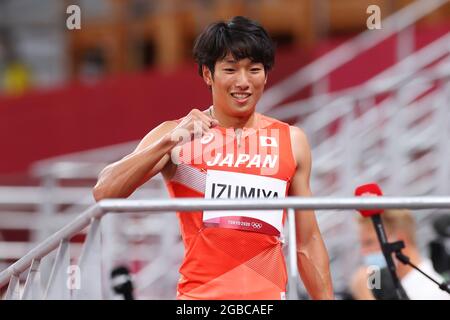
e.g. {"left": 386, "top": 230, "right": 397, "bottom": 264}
{"left": 166, "top": 114, "right": 296, "bottom": 300}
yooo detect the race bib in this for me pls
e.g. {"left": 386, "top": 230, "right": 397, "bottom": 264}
{"left": 203, "top": 170, "right": 287, "bottom": 235}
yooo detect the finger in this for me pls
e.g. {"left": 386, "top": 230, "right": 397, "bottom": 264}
{"left": 191, "top": 117, "right": 203, "bottom": 130}
{"left": 193, "top": 128, "right": 203, "bottom": 139}
{"left": 190, "top": 108, "right": 201, "bottom": 115}
{"left": 201, "top": 122, "right": 211, "bottom": 134}
{"left": 193, "top": 123, "right": 204, "bottom": 138}
{"left": 196, "top": 109, "right": 215, "bottom": 123}
{"left": 195, "top": 114, "right": 215, "bottom": 129}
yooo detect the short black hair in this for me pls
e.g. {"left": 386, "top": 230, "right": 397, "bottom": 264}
{"left": 193, "top": 16, "right": 275, "bottom": 78}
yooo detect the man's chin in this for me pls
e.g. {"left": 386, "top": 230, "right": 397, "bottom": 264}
{"left": 229, "top": 101, "right": 255, "bottom": 115}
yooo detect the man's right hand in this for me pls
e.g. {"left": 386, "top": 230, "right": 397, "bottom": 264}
{"left": 169, "top": 109, "right": 219, "bottom": 144}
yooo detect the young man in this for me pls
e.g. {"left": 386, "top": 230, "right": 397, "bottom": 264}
{"left": 93, "top": 16, "right": 333, "bottom": 300}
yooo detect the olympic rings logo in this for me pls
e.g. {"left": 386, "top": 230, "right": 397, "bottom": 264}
{"left": 251, "top": 222, "right": 262, "bottom": 229}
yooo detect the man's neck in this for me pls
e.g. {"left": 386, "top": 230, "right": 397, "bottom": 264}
{"left": 210, "top": 106, "right": 258, "bottom": 129}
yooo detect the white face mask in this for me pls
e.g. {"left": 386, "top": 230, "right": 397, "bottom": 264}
{"left": 363, "top": 252, "right": 387, "bottom": 269}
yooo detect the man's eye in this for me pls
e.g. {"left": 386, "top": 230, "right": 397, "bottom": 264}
{"left": 224, "top": 68, "right": 235, "bottom": 72}
{"left": 250, "top": 68, "right": 262, "bottom": 72}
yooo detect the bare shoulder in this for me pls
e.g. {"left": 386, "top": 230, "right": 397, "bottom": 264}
{"left": 289, "top": 125, "right": 311, "bottom": 164}
{"left": 135, "top": 120, "right": 178, "bottom": 152}
{"left": 287, "top": 126, "right": 313, "bottom": 194}
{"left": 289, "top": 125, "right": 309, "bottom": 145}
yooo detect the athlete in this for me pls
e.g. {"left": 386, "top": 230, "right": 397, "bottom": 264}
{"left": 93, "top": 16, "right": 334, "bottom": 300}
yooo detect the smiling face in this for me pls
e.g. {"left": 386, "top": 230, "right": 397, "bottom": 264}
{"left": 202, "top": 54, "right": 267, "bottom": 117}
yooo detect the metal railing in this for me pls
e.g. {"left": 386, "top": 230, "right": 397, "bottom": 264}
{"left": 2, "top": 196, "right": 450, "bottom": 299}
{"left": 0, "top": 142, "right": 175, "bottom": 297}
{"left": 258, "top": 0, "right": 450, "bottom": 112}
{"left": 267, "top": 30, "right": 450, "bottom": 122}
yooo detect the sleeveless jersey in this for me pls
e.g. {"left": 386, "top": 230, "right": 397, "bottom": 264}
{"left": 165, "top": 112, "right": 297, "bottom": 299}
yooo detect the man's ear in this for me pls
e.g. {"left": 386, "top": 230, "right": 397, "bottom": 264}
{"left": 264, "top": 72, "right": 268, "bottom": 85}
{"left": 202, "top": 65, "right": 213, "bottom": 87}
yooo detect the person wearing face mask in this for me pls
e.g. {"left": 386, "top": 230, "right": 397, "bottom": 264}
{"left": 350, "top": 209, "right": 450, "bottom": 300}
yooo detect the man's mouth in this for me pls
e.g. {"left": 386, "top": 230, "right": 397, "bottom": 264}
{"left": 230, "top": 92, "right": 252, "bottom": 101}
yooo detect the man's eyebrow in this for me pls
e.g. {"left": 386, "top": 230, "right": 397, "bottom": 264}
{"left": 223, "top": 59, "right": 237, "bottom": 64}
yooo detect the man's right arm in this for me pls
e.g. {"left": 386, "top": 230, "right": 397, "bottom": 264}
{"left": 92, "top": 120, "right": 178, "bottom": 201}
{"left": 92, "top": 109, "right": 218, "bottom": 201}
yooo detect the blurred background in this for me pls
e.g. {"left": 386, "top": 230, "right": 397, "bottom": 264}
{"left": 0, "top": 0, "right": 450, "bottom": 299}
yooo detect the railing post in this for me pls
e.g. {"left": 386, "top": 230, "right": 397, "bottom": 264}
{"left": 287, "top": 208, "right": 299, "bottom": 300}
{"left": 397, "top": 24, "right": 415, "bottom": 63}
{"left": 36, "top": 174, "right": 58, "bottom": 288}
{"left": 99, "top": 213, "right": 120, "bottom": 300}
{"left": 312, "top": 73, "right": 329, "bottom": 104}
{"left": 73, "top": 217, "right": 103, "bottom": 300}
{"left": 386, "top": 88, "right": 408, "bottom": 194}
{"left": 22, "top": 259, "right": 43, "bottom": 300}
{"left": 44, "top": 239, "right": 70, "bottom": 300}
{"left": 340, "top": 99, "right": 358, "bottom": 195}
{"left": 436, "top": 80, "right": 450, "bottom": 195}
{"left": 4, "top": 275, "right": 21, "bottom": 300}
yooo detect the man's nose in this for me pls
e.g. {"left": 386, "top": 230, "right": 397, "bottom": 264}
{"left": 235, "top": 70, "right": 250, "bottom": 90}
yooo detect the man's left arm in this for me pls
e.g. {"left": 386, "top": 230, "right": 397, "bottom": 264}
{"left": 288, "top": 126, "right": 334, "bottom": 300}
